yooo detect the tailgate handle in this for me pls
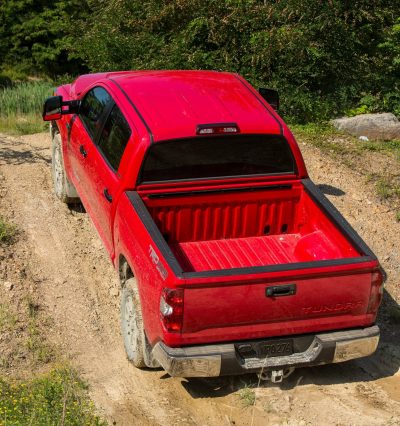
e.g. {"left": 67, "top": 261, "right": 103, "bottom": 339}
{"left": 266, "top": 284, "right": 296, "bottom": 298}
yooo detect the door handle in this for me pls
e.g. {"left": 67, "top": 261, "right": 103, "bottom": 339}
{"left": 79, "top": 145, "right": 87, "bottom": 158}
{"left": 103, "top": 188, "right": 113, "bottom": 203}
{"left": 266, "top": 284, "right": 296, "bottom": 298}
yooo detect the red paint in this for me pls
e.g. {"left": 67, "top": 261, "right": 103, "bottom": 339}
{"left": 142, "top": 182, "right": 358, "bottom": 270}
{"left": 48, "top": 71, "right": 382, "bottom": 351}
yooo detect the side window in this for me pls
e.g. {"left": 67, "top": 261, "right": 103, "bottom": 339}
{"left": 98, "top": 104, "right": 131, "bottom": 171}
{"left": 80, "top": 87, "right": 112, "bottom": 138}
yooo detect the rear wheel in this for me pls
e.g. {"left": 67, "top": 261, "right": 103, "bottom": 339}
{"left": 51, "top": 133, "right": 79, "bottom": 204}
{"left": 120, "top": 277, "right": 147, "bottom": 368}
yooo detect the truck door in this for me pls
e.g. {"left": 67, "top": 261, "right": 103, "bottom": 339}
{"left": 85, "top": 101, "right": 132, "bottom": 256}
{"left": 68, "top": 86, "right": 113, "bottom": 210}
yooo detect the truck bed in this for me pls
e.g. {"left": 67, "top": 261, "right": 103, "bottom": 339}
{"left": 172, "top": 231, "right": 345, "bottom": 271}
{"left": 128, "top": 179, "right": 379, "bottom": 346}
{"left": 141, "top": 180, "right": 360, "bottom": 273}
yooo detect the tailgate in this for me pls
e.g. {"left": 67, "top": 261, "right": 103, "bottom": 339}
{"left": 183, "top": 272, "right": 373, "bottom": 337}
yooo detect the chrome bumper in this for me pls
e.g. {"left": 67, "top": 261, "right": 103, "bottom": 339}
{"left": 152, "top": 325, "right": 379, "bottom": 378}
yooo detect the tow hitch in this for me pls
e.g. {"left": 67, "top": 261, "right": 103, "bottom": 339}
{"left": 257, "top": 368, "right": 295, "bottom": 383}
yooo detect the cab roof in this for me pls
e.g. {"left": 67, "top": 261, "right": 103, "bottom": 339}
{"left": 72, "top": 70, "right": 283, "bottom": 142}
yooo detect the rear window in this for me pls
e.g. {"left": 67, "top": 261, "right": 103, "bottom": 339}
{"left": 139, "top": 134, "right": 296, "bottom": 184}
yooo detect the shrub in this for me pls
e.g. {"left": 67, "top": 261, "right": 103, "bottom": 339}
{"left": 0, "top": 75, "right": 12, "bottom": 89}
{"left": 0, "top": 217, "right": 16, "bottom": 245}
{"left": 0, "top": 368, "right": 106, "bottom": 426}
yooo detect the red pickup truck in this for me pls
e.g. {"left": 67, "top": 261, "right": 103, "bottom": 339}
{"left": 43, "top": 71, "right": 382, "bottom": 382}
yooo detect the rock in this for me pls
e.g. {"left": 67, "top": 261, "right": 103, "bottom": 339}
{"left": 3, "top": 281, "right": 13, "bottom": 291}
{"left": 332, "top": 113, "right": 400, "bottom": 140}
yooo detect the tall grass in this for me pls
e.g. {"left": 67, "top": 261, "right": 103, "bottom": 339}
{"left": 0, "top": 81, "right": 54, "bottom": 135}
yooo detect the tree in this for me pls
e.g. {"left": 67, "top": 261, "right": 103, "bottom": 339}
{"left": 73, "top": 0, "right": 400, "bottom": 121}
{"left": 0, "top": 0, "right": 89, "bottom": 77}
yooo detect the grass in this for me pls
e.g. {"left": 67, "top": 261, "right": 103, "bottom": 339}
{"left": 0, "top": 81, "right": 54, "bottom": 135}
{"left": 237, "top": 386, "right": 256, "bottom": 407}
{"left": 0, "top": 298, "right": 105, "bottom": 424}
{"left": 375, "top": 178, "right": 400, "bottom": 200}
{"left": 25, "top": 297, "right": 55, "bottom": 364}
{"left": 264, "top": 401, "right": 277, "bottom": 414}
{"left": 292, "top": 123, "right": 400, "bottom": 159}
{"left": 0, "top": 368, "right": 107, "bottom": 426}
{"left": 0, "top": 164, "right": 105, "bottom": 425}
{"left": 292, "top": 123, "right": 400, "bottom": 221}
{"left": 0, "top": 304, "right": 17, "bottom": 334}
{"left": 360, "top": 139, "right": 400, "bottom": 161}
{"left": 0, "top": 217, "right": 17, "bottom": 245}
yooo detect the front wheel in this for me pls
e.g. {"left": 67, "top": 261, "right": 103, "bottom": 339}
{"left": 51, "top": 132, "right": 79, "bottom": 204}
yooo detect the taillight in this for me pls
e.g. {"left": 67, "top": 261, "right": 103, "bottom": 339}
{"left": 367, "top": 269, "right": 384, "bottom": 314}
{"left": 160, "top": 288, "right": 184, "bottom": 333}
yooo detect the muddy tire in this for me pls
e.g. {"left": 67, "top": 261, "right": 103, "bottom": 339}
{"left": 51, "top": 133, "right": 79, "bottom": 204}
{"left": 120, "top": 277, "right": 147, "bottom": 368}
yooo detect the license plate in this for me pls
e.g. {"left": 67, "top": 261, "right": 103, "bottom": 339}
{"left": 257, "top": 340, "right": 294, "bottom": 357}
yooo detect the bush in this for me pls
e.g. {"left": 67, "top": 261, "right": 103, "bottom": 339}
{"left": 71, "top": 0, "right": 400, "bottom": 123}
{"left": 0, "top": 75, "right": 12, "bottom": 89}
{"left": 1, "top": 1, "right": 399, "bottom": 123}
{"left": 0, "top": 368, "right": 106, "bottom": 426}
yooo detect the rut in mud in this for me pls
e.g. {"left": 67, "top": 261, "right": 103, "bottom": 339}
{"left": 0, "top": 132, "right": 399, "bottom": 426}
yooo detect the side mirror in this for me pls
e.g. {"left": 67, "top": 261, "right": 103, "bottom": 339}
{"left": 43, "top": 96, "right": 62, "bottom": 121}
{"left": 42, "top": 96, "right": 81, "bottom": 121}
{"left": 258, "top": 88, "right": 279, "bottom": 111}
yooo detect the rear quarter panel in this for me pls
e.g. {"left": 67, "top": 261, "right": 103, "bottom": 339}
{"left": 113, "top": 192, "right": 184, "bottom": 346}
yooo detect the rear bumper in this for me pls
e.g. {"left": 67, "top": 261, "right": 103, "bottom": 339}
{"left": 152, "top": 325, "right": 379, "bottom": 378}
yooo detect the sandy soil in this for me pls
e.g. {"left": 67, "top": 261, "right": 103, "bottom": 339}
{"left": 0, "top": 132, "right": 399, "bottom": 426}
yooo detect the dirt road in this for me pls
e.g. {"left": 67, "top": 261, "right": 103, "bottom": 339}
{"left": 0, "top": 132, "right": 399, "bottom": 426}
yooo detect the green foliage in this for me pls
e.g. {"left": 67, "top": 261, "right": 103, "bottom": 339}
{"left": 0, "top": 75, "right": 12, "bottom": 89}
{"left": 24, "top": 297, "right": 55, "bottom": 364}
{"left": 0, "top": 82, "right": 53, "bottom": 116}
{"left": 71, "top": 0, "right": 400, "bottom": 123}
{"left": 0, "top": 0, "right": 89, "bottom": 78}
{"left": 238, "top": 385, "right": 256, "bottom": 407}
{"left": 0, "top": 368, "right": 107, "bottom": 426}
{"left": 0, "top": 217, "right": 16, "bottom": 245}
{"left": 0, "top": 304, "right": 17, "bottom": 333}
{"left": 0, "top": 81, "right": 53, "bottom": 134}
{"left": 376, "top": 178, "right": 400, "bottom": 201}
{"left": 1, "top": 0, "right": 400, "bottom": 122}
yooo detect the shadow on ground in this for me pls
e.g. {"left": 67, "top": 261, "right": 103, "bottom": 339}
{"left": 68, "top": 202, "right": 86, "bottom": 214}
{"left": 0, "top": 138, "right": 50, "bottom": 166}
{"left": 317, "top": 183, "right": 346, "bottom": 196}
{"left": 180, "top": 289, "right": 400, "bottom": 399}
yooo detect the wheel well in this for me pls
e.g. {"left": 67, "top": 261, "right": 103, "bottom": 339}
{"left": 50, "top": 120, "right": 59, "bottom": 139}
{"left": 119, "top": 254, "right": 134, "bottom": 285}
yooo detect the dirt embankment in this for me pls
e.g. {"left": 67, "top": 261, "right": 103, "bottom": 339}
{"left": 0, "top": 132, "right": 399, "bottom": 426}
